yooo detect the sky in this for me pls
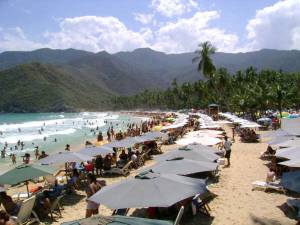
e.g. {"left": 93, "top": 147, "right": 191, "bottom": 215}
{"left": 0, "top": 0, "right": 300, "bottom": 53}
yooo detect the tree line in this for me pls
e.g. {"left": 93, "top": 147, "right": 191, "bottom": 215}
{"left": 111, "top": 42, "right": 300, "bottom": 117}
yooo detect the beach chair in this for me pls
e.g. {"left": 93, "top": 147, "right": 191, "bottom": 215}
{"left": 104, "top": 161, "right": 133, "bottom": 177}
{"left": 252, "top": 181, "right": 286, "bottom": 193}
{"left": 13, "top": 195, "right": 40, "bottom": 225}
{"left": 286, "top": 198, "right": 300, "bottom": 219}
{"left": 173, "top": 206, "right": 184, "bottom": 225}
{"left": 49, "top": 195, "right": 64, "bottom": 220}
{"left": 111, "top": 208, "right": 129, "bottom": 216}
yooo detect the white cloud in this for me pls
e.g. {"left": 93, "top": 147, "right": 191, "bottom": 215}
{"left": 151, "top": 0, "right": 198, "bottom": 17}
{"left": 0, "top": 12, "right": 239, "bottom": 54}
{"left": 246, "top": 0, "right": 300, "bottom": 50}
{"left": 44, "top": 16, "right": 148, "bottom": 53}
{"left": 151, "top": 11, "right": 239, "bottom": 53}
{"left": 0, "top": 26, "right": 43, "bottom": 52}
{"left": 134, "top": 13, "right": 154, "bottom": 25}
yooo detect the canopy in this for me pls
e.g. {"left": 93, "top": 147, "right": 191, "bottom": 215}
{"left": 38, "top": 152, "right": 92, "bottom": 165}
{"left": 141, "top": 158, "right": 218, "bottom": 175}
{"left": 275, "top": 147, "right": 300, "bottom": 160}
{"left": 154, "top": 145, "right": 219, "bottom": 162}
{"left": 281, "top": 171, "right": 300, "bottom": 193}
{"left": 0, "top": 164, "right": 56, "bottom": 185}
{"left": 61, "top": 215, "right": 173, "bottom": 225}
{"left": 79, "top": 146, "right": 114, "bottom": 157}
{"left": 89, "top": 171, "right": 207, "bottom": 209}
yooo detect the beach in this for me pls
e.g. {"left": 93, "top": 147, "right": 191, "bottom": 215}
{"left": 13, "top": 123, "right": 293, "bottom": 225}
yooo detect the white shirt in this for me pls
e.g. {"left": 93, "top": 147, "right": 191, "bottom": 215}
{"left": 224, "top": 140, "right": 232, "bottom": 151}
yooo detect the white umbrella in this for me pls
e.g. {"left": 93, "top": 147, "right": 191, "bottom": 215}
{"left": 176, "top": 136, "right": 221, "bottom": 146}
{"left": 279, "top": 159, "right": 300, "bottom": 168}
{"left": 79, "top": 146, "right": 114, "bottom": 157}
{"left": 38, "top": 152, "right": 92, "bottom": 165}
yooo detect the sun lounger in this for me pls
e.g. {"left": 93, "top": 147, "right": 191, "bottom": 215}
{"left": 104, "top": 161, "right": 133, "bottom": 176}
{"left": 174, "top": 206, "right": 184, "bottom": 225}
{"left": 12, "top": 195, "right": 40, "bottom": 225}
{"left": 286, "top": 198, "right": 300, "bottom": 219}
{"left": 252, "top": 181, "right": 286, "bottom": 193}
{"left": 112, "top": 208, "right": 129, "bottom": 216}
{"left": 49, "top": 195, "right": 64, "bottom": 220}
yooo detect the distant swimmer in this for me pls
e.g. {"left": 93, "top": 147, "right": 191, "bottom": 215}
{"left": 1, "top": 149, "right": 5, "bottom": 158}
{"left": 11, "top": 154, "right": 16, "bottom": 164}
{"left": 38, "top": 130, "right": 42, "bottom": 134}
{"left": 14, "top": 146, "right": 18, "bottom": 150}
{"left": 41, "top": 127, "right": 44, "bottom": 132}
{"left": 17, "top": 140, "right": 21, "bottom": 146}
{"left": 43, "top": 122, "right": 46, "bottom": 126}
{"left": 65, "top": 144, "right": 70, "bottom": 151}
{"left": 54, "top": 138, "right": 57, "bottom": 142}
{"left": 18, "top": 128, "right": 21, "bottom": 132}
{"left": 0, "top": 131, "right": 2, "bottom": 135}
{"left": 34, "top": 147, "right": 40, "bottom": 159}
{"left": 43, "top": 137, "right": 46, "bottom": 141}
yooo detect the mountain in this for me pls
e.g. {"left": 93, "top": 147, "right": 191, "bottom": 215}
{"left": 1, "top": 48, "right": 300, "bottom": 112}
{"left": 0, "top": 63, "right": 112, "bottom": 112}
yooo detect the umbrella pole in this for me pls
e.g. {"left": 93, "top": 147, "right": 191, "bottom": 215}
{"left": 26, "top": 181, "right": 30, "bottom": 198}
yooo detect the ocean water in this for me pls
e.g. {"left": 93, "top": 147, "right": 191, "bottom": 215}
{"left": 0, "top": 112, "right": 144, "bottom": 171}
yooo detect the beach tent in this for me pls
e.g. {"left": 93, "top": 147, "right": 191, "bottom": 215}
{"left": 154, "top": 145, "right": 219, "bottom": 162}
{"left": 281, "top": 171, "right": 300, "bottom": 193}
{"left": 279, "top": 159, "right": 300, "bottom": 168}
{"left": 61, "top": 215, "right": 173, "bottom": 225}
{"left": 0, "top": 164, "right": 56, "bottom": 196}
{"left": 79, "top": 146, "right": 114, "bottom": 157}
{"left": 140, "top": 158, "right": 218, "bottom": 175}
{"left": 89, "top": 171, "right": 207, "bottom": 209}
{"left": 275, "top": 147, "right": 300, "bottom": 160}
{"left": 38, "top": 152, "right": 92, "bottom": 165}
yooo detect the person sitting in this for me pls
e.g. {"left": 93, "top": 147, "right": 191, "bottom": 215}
{"left": 67, "top": 168, "right": 80, "bottom": 190}
{"left": 95, "top": 155, "right": 103, "bottom": 176}
{"left": 84, "top": 161, "right": 94, "bottom": 174}
{"left": 119, "top": 150, "right": 128, "bottom": 161}
{"left": 22, "top": 153, "right": 30, "bottom": 164}
{"left": 103, "top": 155, "right": 112, "bottom": 171}
{"left": 266, "top": 168, "right": 276, "bottom": 183}
{"left": 85, "top": 141, "right": 93, "bottom": 147}
{"left": 38, "top": 151, "right": 48, "bottom": 160}
{"left": 0, "top": 210, "right": 16, "bottom": 225}
{"left": 0, "top": 191, "right": 20, "bottom": 216}
{"left": 85, "top": 174, "right": 102, "bottom": 218}
{"left": 97, "top": 132, "right": 103, "bottom": 142}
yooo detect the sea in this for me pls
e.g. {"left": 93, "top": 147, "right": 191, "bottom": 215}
{"left": 0, "top": 112, "right": 146, "bottom": 172}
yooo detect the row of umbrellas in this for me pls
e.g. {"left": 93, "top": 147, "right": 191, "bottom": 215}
{"left": 263, "top": 123, "right": 300, "bottom": 194}
{"left": 219, "top": 112, "right": 261, "bottom": 128}
{"left": 88, "top": 143, "right": 220, "bottom": 209}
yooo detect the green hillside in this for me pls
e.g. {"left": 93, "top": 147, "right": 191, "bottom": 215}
{"left": 0, "top": 63, "right": 112, "bottom": 112}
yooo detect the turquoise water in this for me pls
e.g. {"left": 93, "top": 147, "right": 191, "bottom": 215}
{"left": 0, "top": 112, "right": 144, "bottom": 171}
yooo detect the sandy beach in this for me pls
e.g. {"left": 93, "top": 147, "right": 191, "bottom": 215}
{"left": 23, "top": 124, "right": 293, "bottom": 225}
{"left": 4, "top": 124, "right": 297, "bottom": 225}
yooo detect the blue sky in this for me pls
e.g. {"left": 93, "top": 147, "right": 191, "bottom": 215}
{"left": 0, "top": 0, "right": 299, "bottom": 53}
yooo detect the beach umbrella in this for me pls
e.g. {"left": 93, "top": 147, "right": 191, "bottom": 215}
{"left": 267, "top": 135, "right": 295, "bottom": 145}
{"left": 262, "top": 129, "right": 292, "bottom": 138}
{"left": 89, "top": 171, "right": 207, "bottom": 209}
{"left": 153, "top": 125, "right": 163, "bottom": 131}
{"left": 38, "top": 152, "right": 92, "bottom": 165}
{"left": 277, "top": 139, "right": 300, "bottom": 148}
{"left": 0, "top": 164, "right": 56, "bottom": 196}
{"left": 281, "top": 171, "right": 300, "bottom": 193}
{"left": 79, "top": 145, "right": 114, "bottom": 157}
{"left": 61, "top": 215, "right": 173, "bottom": 225}
{"left": 275, "top": 147, "right": 300, "bottom": 160}
{"left": 279, "top": 159, "right": 300, "bottom": 168}
{"left": 141, "top": 158, "right": 218, "bottom": 175}
{"left": 155, "top": 145, "right": 219, "bottom": 162}
{"left": 143, "top": 131, "right": 168, "bottom": 140}
{"left": 176, "top": 136, "right": 221, "bottom": 146}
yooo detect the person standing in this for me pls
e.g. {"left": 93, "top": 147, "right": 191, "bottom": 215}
{"left": 223, "top": 136, "right": 232, "bottom": 167}
{"left": 85, "top": 174, "right": 101, "bottom": 218}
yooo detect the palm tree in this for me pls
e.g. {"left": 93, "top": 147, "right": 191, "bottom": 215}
{"left": 193, "top": 41, "right": 217, "bottom": 79}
